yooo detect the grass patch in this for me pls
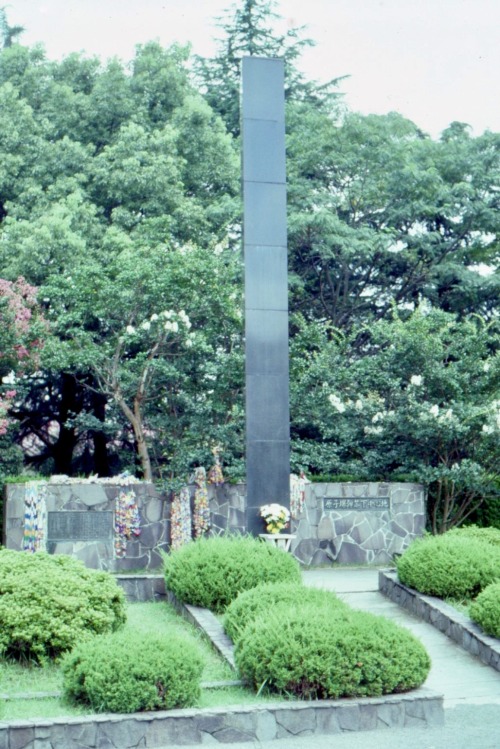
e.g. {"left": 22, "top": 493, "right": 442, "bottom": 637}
{"left": 0, "top": 600, "right": 236, "bottom": 720}
{"left": 2, "top": 697, "right": 90, "bottom": 721}
{"left": 198, "top": 686, "right": 286, "bottom": 708}
{"left": 444, "top": 597, "right": 472, "bottom": 617}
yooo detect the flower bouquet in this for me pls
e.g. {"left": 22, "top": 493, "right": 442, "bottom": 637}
{"left": 259, "top": 503, "right": 290, "bottom": 534}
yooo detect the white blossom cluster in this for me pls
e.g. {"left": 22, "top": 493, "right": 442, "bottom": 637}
{"left": 328, "top": 393, "right": 346, "bottom": 413}
{"left": 124, "top": 309, "right": 192, "bottom": 337}
{"left": 482, "top": 400, "right": 500, "bottom": 434}
{"left": 326, "top": 372, "right": 498, "bottom": 443}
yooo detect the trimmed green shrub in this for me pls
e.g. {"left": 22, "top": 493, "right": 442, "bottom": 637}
{"left": 164, "top": 534, "right": 302, "bottom": 612}
{"left": 235, "top": 603, "right": 430, "bottom": 699}
{"left": 224, "top": 582, "right": 346, "bottom": 643}
{"left": 0, "top": 550, "right": 126, "bottom": 663}
{"left": 469, "top": 582, "right": 500, "bottom": 638}
{"left": 396, "top": 534, "right": 500, "bottom": 598}
{"left": 448, "top": 525, "right": 500, "bottom": 547}
{"left": 62, "top": 630, "right": 203, "bottom": 713}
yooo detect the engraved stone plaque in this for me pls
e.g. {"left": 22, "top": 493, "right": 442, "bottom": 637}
{"left": 48, "top": 512, "right": 113, "bottom": 541}
{"left": 324, "top": 497, "right": 390, "bottom": 512}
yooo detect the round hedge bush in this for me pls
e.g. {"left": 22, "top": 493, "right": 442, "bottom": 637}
{"left": 224, "top": 582, "right": 347, "bottom": 643}
{"left": 469, "top": 582, "right": 500, "bottom": 638}
{"left": 163, "top": 534, "right": 302, "bottom": 612}
{"left": 62, "top": 630, "right": 203, "bottom": 713}
{"left": 0, "top": 550, "right": 126, "bottom": 664}
{"left": 235, "top": 603, "right": 430, "bottom": 699}
{"left": 396, "top": 534, "right": 500, "bottom": 598}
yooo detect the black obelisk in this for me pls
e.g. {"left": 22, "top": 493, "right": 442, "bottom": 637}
{"left": 242, "top": 57, "right": 290, "bottom": 535}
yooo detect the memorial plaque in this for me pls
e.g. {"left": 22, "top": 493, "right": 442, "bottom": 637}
{"left": 48, "top": 512, "right": 113, "bottom": 541}
{"left": 324, "top": 497, "right": 390, "bottom": 512}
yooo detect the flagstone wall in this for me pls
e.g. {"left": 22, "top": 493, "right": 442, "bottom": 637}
{"left": 3, "top": 480, "right": 425, "bottom": 568}
{"left": 2, "top": 479, "right": 168, "bottom": 571}
{"left": 290, "top": 482, "right": 426, "bottom": 566}
{"left": 207, "top": 481, "right": 426, "bottom": 565}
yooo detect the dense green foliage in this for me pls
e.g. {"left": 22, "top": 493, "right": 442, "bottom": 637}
{"left": 448, "top": 525, "right": 500, "bottom": 547}
{"left": 290, "top": 308, "right": 499, "bottom": 532}
{"left": 164, "top": 535, "right": 301, "bottom": 612}
{"left": 223, "top": 581, "right": 345, "bottom": 642}
{"left": 0, "top": 550, "right": 125, "bottom": 663}
{"left": 0, "top": 1, "right": 498, "bottom": 528}
{"left": 469, "top": 583, "right": 500, "bottom": 638}
{"left": 0, "top": 33, "right": 242, "bottom": 482}
{"left": 195, "top": 0, "right": 342, "bottom": 137}
{"left": 62, "top": 629, "right": 203, "bottom": 713}
{"left": 235, "top": 603, "right": 430, "bottom": 698}
{"left": 396, "top": 534, "right": 500, "bottom": 598}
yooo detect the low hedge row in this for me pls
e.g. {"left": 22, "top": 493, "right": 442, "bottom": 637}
{"left": 164, "top": 535, "right": 431, "bottom": 700}
{"left": 223, "top": 581, "right": 346, "bottom": 643}
{"left": 469, "top": 582, "right": 500, "bottom": 638}
{"left": 448, "top": 525, "right": 500, "bottom": 547}
{"left": 163, "top": 534, "right": 301, "bottom": 612}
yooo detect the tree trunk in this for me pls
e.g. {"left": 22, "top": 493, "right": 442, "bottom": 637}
{"left": 91, "top": 390, "right": 111, "bottom": 476}
{"left": 115, "top": 393, "right": 153, "bottom": 481}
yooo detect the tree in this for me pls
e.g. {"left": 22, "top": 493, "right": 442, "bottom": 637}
{"left": 290, "top": 308, "right": 500, "bottom": 532}
{"left": 0, "top": 38, "right": 241, "bottom": 478}
{"left": 41, "top": 241, "right": 243, "bottom": 481}
{"left": 195, "top": 0, "right": 344, "bottom": 136}
{"left": 0, "top": 275, "right": 45, "bottom": 474}
{"left": 287, "top": 110, "right": 500, "bottom": 330}
{"left": 0, "top": 7, "right": 24, "bottom": 48}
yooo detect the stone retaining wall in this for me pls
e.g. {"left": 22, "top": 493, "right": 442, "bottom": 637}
{"left": 3, "top": 481, "right": 425, "bottom": 569}
{"left": 116, "top": 574, "right": 167, "bottom": 602}
{"left": 379, "top": 570, "right": 500, "bottom": 672}
{"left": 0, "top": 690, "right": 444, "bottom": 748}
{"left": 2, "top": 481, "right": 168, "bottom": 571}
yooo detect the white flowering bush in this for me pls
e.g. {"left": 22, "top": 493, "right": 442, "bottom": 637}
{"left": 44, "top": 241, "right": 244, "bottom": 482}
{"left": 290, "top": 308, "right": 500, "bottom": 532}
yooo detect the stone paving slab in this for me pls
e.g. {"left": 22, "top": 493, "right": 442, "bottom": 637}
{"left": 153, "top": 703, "right": 500, "bottom": 749}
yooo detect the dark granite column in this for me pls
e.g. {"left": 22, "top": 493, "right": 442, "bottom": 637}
{"left": 241, "top": 57, "right": 290, "bottom": 535}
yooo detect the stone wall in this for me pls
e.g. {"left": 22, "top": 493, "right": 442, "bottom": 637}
{"left": 207, "top": 483, "right": 247, "bottom": 535}
{"left": 3, "top": 480, "right": 425, "bottom": 569}
{"left": 3, "top": 480, "right": 168, "bottom": 571}
{"left": 0, "top": 691, "right": 444, "bottom": 748}
{"left": 380, "top": 570, "right": 500, "bottom": 672}
{"left": 291, "top": 483, "right": 426, "bottom": 566}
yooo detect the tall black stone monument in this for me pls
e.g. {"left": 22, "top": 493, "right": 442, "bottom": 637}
{"left": 242, "top": 57, "right": 290, "bottom": 535}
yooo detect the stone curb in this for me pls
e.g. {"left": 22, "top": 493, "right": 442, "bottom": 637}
{"left": 0, "top": 690, "right": 444, "bottom": 749}
{"left": 165, "top": 590, "right": 237, "bottom": 671}
{"left": 379, "top": 569, "right": 500, "bottom": 672}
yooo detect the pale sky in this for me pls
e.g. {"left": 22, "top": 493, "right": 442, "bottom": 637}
{"left": 7, "top": 0, "right": 500, "bottom": 138}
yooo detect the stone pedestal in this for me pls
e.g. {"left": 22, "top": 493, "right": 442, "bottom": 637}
{"left": 259, "top": 533, "right": 296, "bottom": 552}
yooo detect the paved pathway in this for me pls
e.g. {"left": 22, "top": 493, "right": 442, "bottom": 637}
{"left": 153, "top": 567, "right": 500, "bottom": 749}
{"left": 304, "top": 567, "right": 500, "bottom": 708}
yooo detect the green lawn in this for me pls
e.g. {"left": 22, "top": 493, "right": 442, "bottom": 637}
{"left": 0, "top": 600, "right": 275, "bottom": 721}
